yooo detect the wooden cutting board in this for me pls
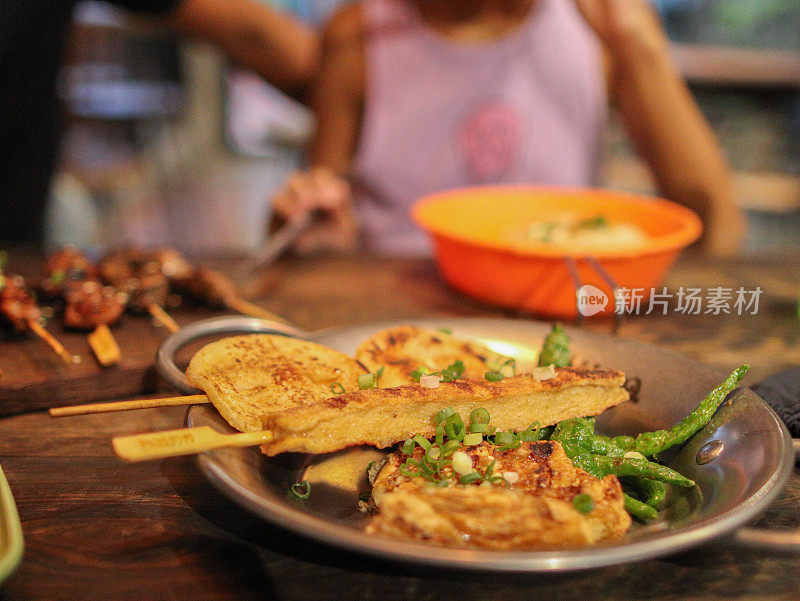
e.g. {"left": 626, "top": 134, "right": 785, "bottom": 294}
{"left": 0, "top": 304, "right": 224, "bottom": 416}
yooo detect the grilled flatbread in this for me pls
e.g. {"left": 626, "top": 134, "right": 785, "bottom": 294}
{"left": 356, "top": 325, "right": 512, "bottom": 387}
{"left": 260, "top": 368, "right": 628, "bottom": 455}
{"left": 186, "top": 334, "right": 366, "bottom": 432}
{"left": 367, "top": 440, "right": 631, "bottom": 548}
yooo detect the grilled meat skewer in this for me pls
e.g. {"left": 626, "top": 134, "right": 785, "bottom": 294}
{"left": 98, "top": 249, "right": 179, "bottom": 333}
{"left": 0, "top": 274, "right": 74, "bottom": 364}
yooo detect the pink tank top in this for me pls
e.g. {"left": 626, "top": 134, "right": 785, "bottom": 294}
{"left": 350, "top": 0, "right": 607, "bottom": 255}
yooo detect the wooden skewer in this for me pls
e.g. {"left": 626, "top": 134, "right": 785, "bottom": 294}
{"left": 26, "top": 318, "right": 75, "bottom": 364}
{"left": 224, "top": 296, "right": 291, "bottom": 325}
{"left": 112, "top": 426, "right": 272, "bottom": 462}
{"left": 146, "top": 303, "right": 180, "bottom": 333}
{"left": 49, "top": 394, "right": 209, "bottom": 417}
{"left": 87, "top": 324, "right": 121, "bottom": 366}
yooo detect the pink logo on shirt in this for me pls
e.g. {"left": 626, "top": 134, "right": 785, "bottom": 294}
{"left": 458, "top": 101, "right": 521, "bottom": 182}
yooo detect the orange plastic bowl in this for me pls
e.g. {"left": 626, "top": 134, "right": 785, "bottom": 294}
{"left": 411, "top": 185, "right": 702, "bottom": 318}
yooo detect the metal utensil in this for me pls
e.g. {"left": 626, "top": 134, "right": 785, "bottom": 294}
{"left": 234, "top": 212, "right": 313, "bottom": 284}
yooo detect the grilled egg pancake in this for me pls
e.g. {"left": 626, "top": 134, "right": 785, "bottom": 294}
{"left": 367, "top": 440, "right": 631, "bottom": 548}
{"left": 186, "top": 334, "right": 366, "bottom": 432}
{"left": 356, "top": 325, "right": 513, "bottom": 387}
{"left": 260, "top": 368, "right": 628, "bottom": 455}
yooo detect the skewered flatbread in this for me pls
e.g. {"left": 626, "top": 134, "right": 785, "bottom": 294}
{"left": 260, "top": 368, "right": 628, "bottom": 455}
{"left": 186, "top": 334, "right": 366, "bottom": 432}
{"left": 356, "top": 325, "right": 512, "bottom": 387}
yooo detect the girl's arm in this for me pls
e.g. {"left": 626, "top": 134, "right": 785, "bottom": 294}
{"left": 575, "top": 0, "right": 745, "bottom": 256}
{"left": 269, "top": 3, "right": 366, "bottom": 253}
{"left": 170, "top": 0, "right": 319, "bottom": 99}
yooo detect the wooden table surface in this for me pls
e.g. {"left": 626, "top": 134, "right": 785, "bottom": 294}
{"left": 1, "top": 251, "right": 799, "bottom": 601}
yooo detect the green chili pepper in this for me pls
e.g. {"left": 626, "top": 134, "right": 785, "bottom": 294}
{"left": 538, "top": 323, "right": 571, "bottom": 367}
{"left": 592, "top": 455, "right": 694, "bottom": 487}
{"left": 551, "top": 417, "right": 625, "bottom": 458}
{"left": 551, "top": 418, "right": 595, "bottom": 458}
{"left": 623, "top": 493, "right": 658, "bottom": 522}
{"left": 612, "top": 365, "right": 749, "bottom": 457}
{"left": 626, "top": 477, "right": 668, "bottom": 509}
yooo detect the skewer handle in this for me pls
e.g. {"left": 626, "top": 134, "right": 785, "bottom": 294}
{"left": 88, "top": 324, "right": 121, "bottom": 366}
{"left": 49, "top": 394, "right": 209, "bottom": 417}
{"left": 225, "top": 297, "right": 290, "bottom": 325}
{"left": 26, "top": 319, "right": 75, "bottom": 364}
{"left": 112, "top": 426, "right": 273, "bottom": 462}
{"left": 147, "top": 303, "right": 180, "bottom": 333}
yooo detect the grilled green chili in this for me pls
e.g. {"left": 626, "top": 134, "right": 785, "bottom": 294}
{"left": 611, "top": 365, "right": 749, "bottom": 457}
{"left": 538, "top": 323, "right": 571, "bottom": 367}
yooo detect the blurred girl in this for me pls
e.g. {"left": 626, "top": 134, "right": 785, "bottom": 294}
{"left": 271, "top": 0, "right": 743, "bottom": 255}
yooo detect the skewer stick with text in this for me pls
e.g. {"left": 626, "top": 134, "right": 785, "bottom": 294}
{"left": 112, "top": 426, "right": 272, "bottom": 462}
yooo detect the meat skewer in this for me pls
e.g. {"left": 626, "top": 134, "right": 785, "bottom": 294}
{"left": 0, "top": 274, "right": 75, "bottom": 364}
{"left": 97, "top": 249, "right": 180, "bottom": 333}
{"left": 41, "top": 248, "right": 126, "bottom": 366}
{"left": 144, "top": 248, "right": 289, "bottom": 324}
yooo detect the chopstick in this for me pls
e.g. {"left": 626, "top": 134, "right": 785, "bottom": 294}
{"left": 49, "top": 394, "right": 209, "bottom": 417}
{"left": 112, "top": 426, "right": 272, "bottom": 461}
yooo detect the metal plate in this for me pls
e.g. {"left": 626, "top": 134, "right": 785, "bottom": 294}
{"left": 186, "top": 317, "right": 794, "bottom": 572}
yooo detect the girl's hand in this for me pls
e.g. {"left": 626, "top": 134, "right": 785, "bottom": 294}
{"left": 269, "top": 167, "right": 360, "bottom": 254}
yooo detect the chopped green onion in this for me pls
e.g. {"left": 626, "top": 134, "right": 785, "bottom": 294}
{"left": 459, "top": 472, "right": 481, "bottom": 485}
{"left": 469, "top": 409, "right": 490, "bottom": 433}
{"left": 410, "top": 367, "right": 430, "bottom": 382}
{"left": 494, "top": 431, "right": 516, "bottom": 446}
{"left": 401, "top": 438, "right": 416, "bottom": 455}
{"left": 434, "top": 478, "right": 451, "bottom": 487}
{"left": 437, "top": 327, "right": 453, "bottom": 335}
{"left": 434, "top": 407, "right": 456, "bottom": 425}
{"left": 413, "top": 434, "right": 432, "bottom": 450}
{"left": 463, "top": 433, "right": 483, "bottom": 446}
{"left": 482, "top": 459, "right": 496, "bottom": 480}
{"left": 399, "top": 466, "right": 420, "bottom": 478}
{"left": 358, "top": 373, "right": 377, "bottom": 389}
{"left": 484, "top": 371, "right": 504, "bottom": 382}
{"left": 376, "top": 366, "right": 385, "bottom": 379}
{"left": 435, "top": 423, "right": 445, "bottom": 446}
{"left": 330, "top": 382, "right": 345, "bottom": 394}
{"left": 576, "top": 215, "right": 608, "bottom": 230}
{"left": 439, "top": 360, "right": 465, "bottom": 382}
{"left": 426, "top": 446, "right": 441, "bottom": 461}
{"left": 572, "top": 493, "right": 595, "bottom": 514}
{"left": 442, "top": 440, "right": 460, "bottom": 457}
{"left": 501, "top": 358, "right": 517, "bottom": 375}
{"left": 444, "top": 413, "right": 466, "bottom": 441}
{"left": 288, "top": 480, "right": 311, "bottom": 500}
{"left": 517, "top": 421, "right": 543, "bottom": 442}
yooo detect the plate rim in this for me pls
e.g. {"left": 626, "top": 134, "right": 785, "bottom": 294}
{"left": 189, "top": 317, "right": 795, "bottom": 572}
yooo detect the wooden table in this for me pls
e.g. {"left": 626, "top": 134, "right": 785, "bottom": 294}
{"left": 1, "top": 252, "right": 798, "bottom": 600}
